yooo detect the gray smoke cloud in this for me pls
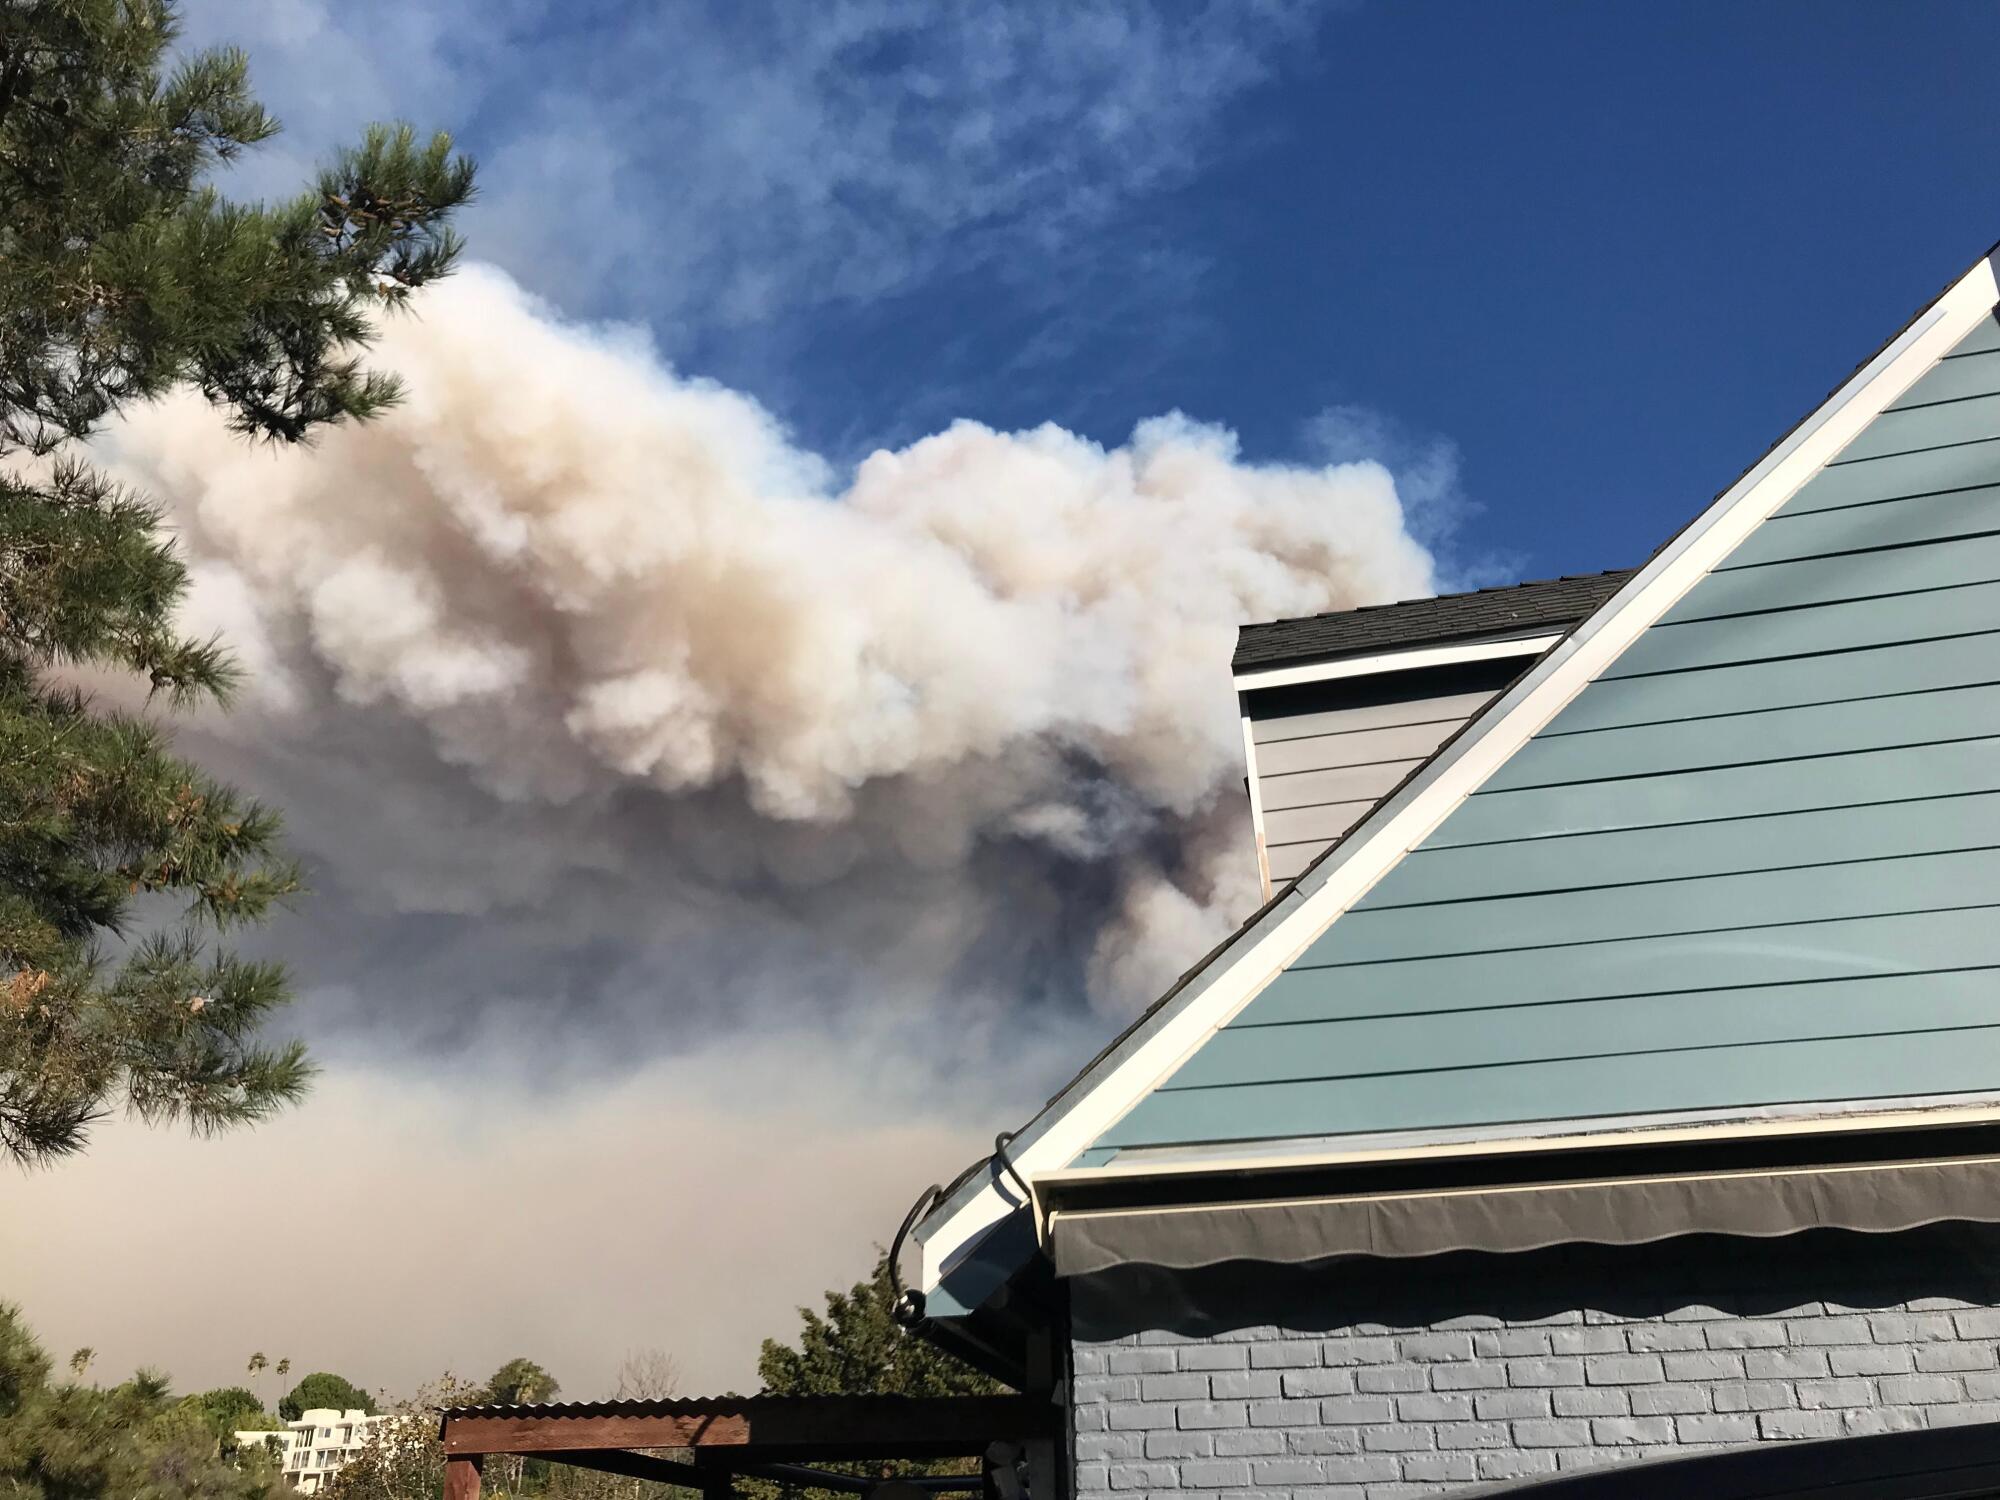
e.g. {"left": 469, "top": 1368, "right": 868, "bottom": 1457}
{"left": 108, "top": 264, "right": 1435, "bottom": 1033}
{"left": 2, "top": 1060, "right": 1005, "bottom": 1402}
{"left": 14, "top": 263, "right": 1441, "bottom": 1400}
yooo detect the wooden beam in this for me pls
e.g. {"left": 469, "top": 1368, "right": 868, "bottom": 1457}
{"left": 442, "top": 1395, "right": 1056, "bottom": 1460}
{"left": 444, "top": 1455, "right": 482, "bottom": 1500}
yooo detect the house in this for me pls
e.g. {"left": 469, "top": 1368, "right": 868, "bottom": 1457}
{"left": 907, "top": 240, "right": 2000, "bottom": 1497}
{"left": 234, "top": 1407, "right": 388, "bottom": 1494}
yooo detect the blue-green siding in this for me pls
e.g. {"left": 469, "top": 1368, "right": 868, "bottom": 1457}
{"left": 1097, "top": 309, "right": 2000, "bottom": 1155}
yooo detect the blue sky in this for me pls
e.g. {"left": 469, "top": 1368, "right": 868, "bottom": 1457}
{"left": 200, "top": 0, "right": 2000, "bottom": 591}
{"left": 763, "top": 0, "right": 2000, "bottom": 585}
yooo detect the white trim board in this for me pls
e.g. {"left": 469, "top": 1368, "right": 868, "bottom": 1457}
{"left": 1239, "top": 714, "right": 1273, "bottom": 897}
{"left": 1034, "top": 1094, "right": 2000, "bottom": 1196}
{"left": 917, "top": 248, "right": 2000, "bottom": 1301}
{"left": 1230, "top": 632, "right": 1561, "bottom": 692}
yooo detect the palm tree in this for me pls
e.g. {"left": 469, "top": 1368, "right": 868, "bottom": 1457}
{"left": 68, "top": 1347, "right": 94, "bottom": 1382}
{"left": 277, "top": 1357, "right": 291, "bottom": 1385}
{"left": 248, "top": 1351, "right": 268, "bottom": 1405}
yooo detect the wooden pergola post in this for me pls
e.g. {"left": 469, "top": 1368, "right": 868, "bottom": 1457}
{"left": 444, "top": 1453, "right": 482, "bottom": 1500}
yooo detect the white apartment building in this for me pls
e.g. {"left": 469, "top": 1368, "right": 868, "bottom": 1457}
{"left": 235, "top": 1407, "right": 389, "bottom": 1494}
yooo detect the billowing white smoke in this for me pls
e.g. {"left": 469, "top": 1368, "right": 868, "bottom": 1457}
{"left": 107, "top": 265, "right": 1435, "bottom": 1023}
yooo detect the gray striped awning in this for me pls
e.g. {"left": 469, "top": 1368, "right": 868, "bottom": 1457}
{"left": 1046, "top": 1151, "right": 2000, "bottom": 1277}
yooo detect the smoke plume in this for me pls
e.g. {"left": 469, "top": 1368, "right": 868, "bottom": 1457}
{"left": 15, "top": 263, "right": 1455, "bottom": 1398}
{"left": 104, "top": 264, "right": 1436, "bottom": 1044}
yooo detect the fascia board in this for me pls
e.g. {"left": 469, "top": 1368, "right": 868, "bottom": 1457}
{"left": 1230, "top": 632, "right": 1563, "bottom": 692}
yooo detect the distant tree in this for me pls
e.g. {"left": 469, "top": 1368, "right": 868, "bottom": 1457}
{"left": 612, "top": 1348, "right": 681, "bottom": 1401}
{"left": 751, "top": 1253, "right": 1003, "bottom": 1498}
{"left": 0, "top": 0, "right": 473, "bottom": 1167}
{"left": 277, "top": 1357, "right": 291, "bottom": 1383}
{"left": 758, "top": 1252, "right": 1001, "bottom": 1399}
{"left": 322, "top": 1375, "right": 656, "bottom": 1500}
{"left": 0, "top": 1304, "right": 51, "bottom": 1418}
{"left": 480, "top": 1357, "right": 560, "bottom": 1407}
{"left": 317, "top": 1375, "right": 471, "bottom": 1500}
{"left": 0, "top": 1302, "right": 284, "bottom": 1497}
{"left": 67, "top": 1346, "right": 93, "bottom": 1380}
{"left": 126, "top": 1367, "right": 174, "bottom": 1404}
{"left": 183, "top": 1384, "right": 275, "bottom": 1438}
{"left": 280, "top": 1370, "right": 377, "bottom": 1420}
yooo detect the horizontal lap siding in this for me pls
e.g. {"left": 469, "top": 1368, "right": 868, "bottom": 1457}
{"left": 1547, "top": 629, "right": 2000, "bottom": 734}
{"left": 1836, "top": 393, "right": 2000, "bottom": 464}
{"left": 1172, "top": 969, "right": 2000, "bottom": 1087}
{"left": 1887, "top": 344, "right": 2000, "bottom": 407}
{"left": 1251, "top": 687, "right": 1503, "bottom": 880}
{"left": 1257, "top": 905, "right": 2000, "bottom": 1021}
{"left": 1660, "top": 531, "right": 2000, "bottom": 622}
{"left": 1264, "top": 807, "right": 1378, "bottom": 880}
{"left": 1490, "top": 684, "right": 2000, "bottom": 790}
{"left": 1252, "top": 690, "right": 1495, "bottom": 744}
{"left": 1435, "top": 738, "right": 2000, "bottom": 844}
{"left": 1942, "top": 309, "right": 2000, "bottom": 357}
{"left": 1371, "top": 791, "right": 2000, "bottom": 905}
{"left": 1325, "top": 845, "right": 2000, "bottom": 964}
{"left": 1259, "top": 760, "right": 1414, "bottom": 812}
{"left": 1256, "top": 719, "right": 1468, "bottom": 776}
{"left": 1105, "top": 1029, "right": 2000, "bottom": 1146}
{"left": 1609, "top": 576, "right": 2000, "bottom": 677}
{"left": 1103, "top": 307, "right": 2000, "bottom": 1155}
{"left": 1725, "top": 483, "right": 2000, "bottom": 567}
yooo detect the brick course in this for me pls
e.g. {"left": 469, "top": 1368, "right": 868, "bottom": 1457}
{"left": 1070, "top": 1226, "right": 2000, "bottom": 1498}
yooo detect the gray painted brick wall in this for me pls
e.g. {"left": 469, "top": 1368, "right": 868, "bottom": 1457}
{"left": 1069, "top": 1226, "right": 2000, "bottom": 1499}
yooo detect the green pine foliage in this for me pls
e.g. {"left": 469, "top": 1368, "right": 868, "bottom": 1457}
{"left": 0, "top": 1302, "right": 286, "bottom": 1499}
{"left": 476, "top": 1358, "right": 561, "bottom": 1409}
{"left": 277, "top": 1371, "right": 376, "bottom": 1422}
{"left": 757, "top": 1252, "right": 1002, "bottom": 1400}
{"left": 0, "top": 0, "right": 474, "bottom": 1164}
{"left": 180, "top": 1386, "right": 277, "bottom": 1439}
{"left": 750, "top": 1254, "right": 1003, "bottom": 1498}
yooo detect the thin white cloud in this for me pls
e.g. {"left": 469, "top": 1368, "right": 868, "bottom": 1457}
{"left": 175, "top": 0, "right": 1319, "bottom": 333}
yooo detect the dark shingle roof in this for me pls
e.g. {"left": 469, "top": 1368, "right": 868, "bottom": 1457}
{"left": 1233, "top": 569, "right": 1639, "bottom": 674}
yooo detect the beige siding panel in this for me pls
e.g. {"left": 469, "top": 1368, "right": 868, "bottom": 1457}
{"left": 1251, "top": 690, "right": 1497, "bottom": 744}
{"left": 1261, "top": 799, "right": 1380, "bottom": 850}
{"left": 1266, "top": 841, "right": 1341, "bottom": 883}
{"left": 1253, "top": 718, "right": 1463, "bottom": 776}
{"left": 1248, "top": 688, "right": 1501, "bottom": 894}
{"left": 1258, "top": 759, "right": 1415, "bottom": 812}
